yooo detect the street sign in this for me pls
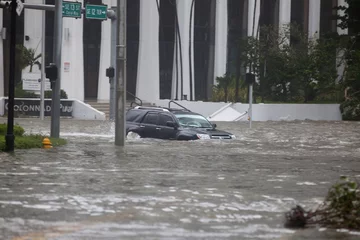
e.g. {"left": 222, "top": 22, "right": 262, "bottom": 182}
{"left": 62, "top": 1, "right": 82, "bottom": 18}
{"left": 85, "top": 4, "right": 107, "bottom": 20}
{"left": 16, "top": 0, "right": 24, "bottom": 16}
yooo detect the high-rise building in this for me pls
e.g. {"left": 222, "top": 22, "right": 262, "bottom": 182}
{"left": 0, "top": 0, "right": 348, "bottom": 103}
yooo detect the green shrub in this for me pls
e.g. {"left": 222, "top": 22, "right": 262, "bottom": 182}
{"left": 0, "top": 134, "right": 67, "bottom": 151}
{"left": 0, "top": 124, "right": 25, "bottom": 136}
{"left": 0, "top": 124, "right": 67, "bottom": 151}
{"left": 15, "top": 85, "right": 38, "bottom": 98}
{"left": 14, "top": 83, "right": 69, "bottom": 99}
{"left": 45, "top": 89, "right": 68, "bottom": 99}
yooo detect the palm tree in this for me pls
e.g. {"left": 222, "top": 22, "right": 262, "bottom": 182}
{"left": 16, "top": 45, "right": 42, "bottom": 72}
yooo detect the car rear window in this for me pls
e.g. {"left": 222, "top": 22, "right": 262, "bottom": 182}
{"left": 126, "top": 110, "right": 144, "bottom": 122}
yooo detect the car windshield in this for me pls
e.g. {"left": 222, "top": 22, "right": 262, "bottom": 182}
{"left": 175, "top": 114, "right": 213, "bottom": 128}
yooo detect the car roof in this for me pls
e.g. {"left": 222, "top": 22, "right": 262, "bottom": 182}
{"left": 132, "top": 106, "right": 195, "bottom": 114}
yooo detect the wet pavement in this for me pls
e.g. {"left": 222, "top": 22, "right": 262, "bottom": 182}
{"left": 0, "top": 118, "right": 359, "bottom": 240}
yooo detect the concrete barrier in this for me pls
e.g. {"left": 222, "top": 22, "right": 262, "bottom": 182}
{"left": 154, "top": 100, "right": 342, "bottom": 121}
{"left": 0, "top": 97, "right": 106, "bottom": 120}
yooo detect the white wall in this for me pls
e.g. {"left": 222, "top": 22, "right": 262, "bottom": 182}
{"left": 0, "top": 8, "right": 4, "bottom": 97}
{"left": 23, "top": 0, "right": 43, "bottom": 74}
{"left": 308, "top": 0, "right": 321, "bottom": 39}
{"left": 235, "top": 104, "right": 342, "bottom": 121}
{"left": 155, "top": 99, "right": 229, "bottom": 118}
{"left": 279, "top": 0, "right": 291, "bottom": 28}
{"left": 154, "top": 100, "right": 342, "bottom": 121}
{"left": 136, "top": 0, "right": 160, "bottom": 103}
{"left": 61, "top": 0, "right": 85, "bottom": 101}
{"left": 72, "top": 99, "right": 106, "bottom": 120}
{"left": 248, "top": 0, "right": 261, "bottom": 37}
{"left": 214, "top": 0, "right": 228, "bottom": 83}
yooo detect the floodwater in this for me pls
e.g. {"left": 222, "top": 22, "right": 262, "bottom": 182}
{"left": 0, "top": 118, "right": 360, "bottom": 240}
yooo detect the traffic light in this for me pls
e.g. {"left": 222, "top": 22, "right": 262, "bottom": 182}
{"left": 45, "top": 63, "right": 58, "bottom": 88}
{"left": 245, "top": 73, "right": 255, "bottom": 85}
{"left": 106, "top": 67, "right": 115, "bottom": 78}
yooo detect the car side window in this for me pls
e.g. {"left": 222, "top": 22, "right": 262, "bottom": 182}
{"left": 142, "top": 112, "right": 158, "bottom": 125}
{"left": 158, "top": 114, "right": 174, "bottom": 126}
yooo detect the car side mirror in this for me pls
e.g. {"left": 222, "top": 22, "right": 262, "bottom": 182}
{"left": 212, "top": 123, "right": 217, "bottom": 129}
{"left": 166, "top": 121, "right": 177, "bottom": 128}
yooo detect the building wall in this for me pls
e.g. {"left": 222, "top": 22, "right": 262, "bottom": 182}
{"left": 0, "top": 0, "right": 347, "bottom": 104}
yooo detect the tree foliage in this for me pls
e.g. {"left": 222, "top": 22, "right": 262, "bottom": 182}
{"left": 237, "top": 24, "right": 340, "bottom": 103}
{"left": 337, "top": 0, "right": 360, "bottom": 120}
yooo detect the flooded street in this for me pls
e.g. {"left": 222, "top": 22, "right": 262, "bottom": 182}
{"left": 0, "top": 118, "right": 359, "bottom": 239}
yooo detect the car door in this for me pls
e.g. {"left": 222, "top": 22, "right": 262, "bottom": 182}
{"left": 157, "top": 113, "right": 177, "bottom": 140}
{"left": 140, "top": 112, "right": 159, "bottom": 138}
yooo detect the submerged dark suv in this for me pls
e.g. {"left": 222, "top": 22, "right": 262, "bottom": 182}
{"left": 126, "top": 104, "right": 235, "bottom": 140}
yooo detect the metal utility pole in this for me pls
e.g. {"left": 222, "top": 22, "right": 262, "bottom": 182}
{"left": 115, "top": 0, "right": 126, "bottom": 146}
{"left": 5, "top": 0, "right": 17, "bottom": 152}
{"left": 109, "top": 7, "right": 117, "bottom": 121}
{"left": 50, "top": 0, "right": 62, "bottom": 138}
{"left": 40, "top": 0, "right": 46, "bottom": 120}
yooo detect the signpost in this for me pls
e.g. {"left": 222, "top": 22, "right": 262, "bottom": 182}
{"left": 85, "top": 4, "right": 107, "bottom": 20}
{"left": 62, "top": 1, "right": 81, "bottom": 18}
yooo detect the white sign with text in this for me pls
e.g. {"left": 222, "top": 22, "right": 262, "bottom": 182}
{"left": 22, "top": 72, "right": 51, "bottom": 91}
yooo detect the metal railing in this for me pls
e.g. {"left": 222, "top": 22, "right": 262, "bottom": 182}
{"left": 168, "top": 100, "right": 191, "bottom": 111}
{"left": 127, "top": 91, "right": 142, "bottom": 108}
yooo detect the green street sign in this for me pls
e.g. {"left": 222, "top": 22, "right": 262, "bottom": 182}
{"left": 62, "top": 1, "right": 82, "bottom": 19}
{"left": 85, "top": 4, "right": 108, "bottom": 20}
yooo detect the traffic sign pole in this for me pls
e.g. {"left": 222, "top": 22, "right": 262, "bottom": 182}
{"left": 40, "top": 0, "right": 46, "bottom": 120}
{"left": 109, "top": 8, "right": 117, "bottom": 121}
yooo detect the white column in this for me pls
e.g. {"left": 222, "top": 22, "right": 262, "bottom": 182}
{"left": 136, "top": 0, "right": 160, "bottom": 102}
{"left": 337, "top": 0, "right": 348, "bottom": 83}
{"left": 337, "top": 0, "right": 348, "bottom": 35}
{"left": 61, "top": 0, "right": 84, "bottom": 101}
{"left": 279, "top": 0, "right": 291, "bottom": 29}
{"left": 308, "top": 0, "right": 321, "bottom": 39}
{"left": 247, "top": 0, "right": 261, "bottom": 37}
{"left": 23, "top": 0, "right": 43, "bottom": 73}
{"left": 97, "top": 0, "right": 112, "bottom": 102}
{"left": 0, "top": 8, "right": 4, "bottom": 97}
{"left": 171, "top": 0, "right": 194, "bottom": 100}
{"left": 214, "top": 0, "right": 228, "bottom": 84}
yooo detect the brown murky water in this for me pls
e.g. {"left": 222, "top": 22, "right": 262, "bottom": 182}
{"left": 0, "top": 118, "right": 359, "bottom": 239}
